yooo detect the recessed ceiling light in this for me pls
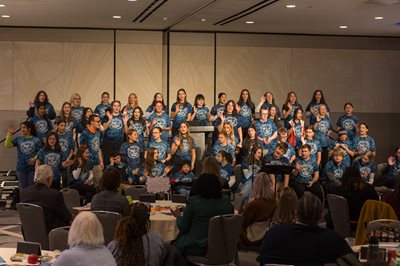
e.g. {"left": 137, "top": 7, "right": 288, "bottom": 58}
{"left": 162, "top": 17, "right": 168, "bottom": 20}
{"left": 201, "top": 18, "right": 207, "bottom": 22}
{"left": 246, "top": 21, "right": 254, "bottom": 24}
{"left": 0, "top": 4, "right": 5, "bottom": 7}
{"left": 374, "top": 16, "right": 384, "bottom": 20}
{"left": 128, "top": 0, "right": 137, "bottom": 1}
{"left": 286, "top": 4, "right": 296, "bottom": 8}
{"left": 113, "top": 15, "right": 122, "bottom": 19}
{"left": 339, "top": 25, "right": 348, "bottom": 29}
{"left": 1, "top": 15, "right": 10, "bottom": 18}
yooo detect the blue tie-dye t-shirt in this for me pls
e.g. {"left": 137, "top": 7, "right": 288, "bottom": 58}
{"left": 292, "top": 157, "right": 319, "bottom": 184}
{"left": 57, "top": 132, "right": 74, "bottom": 162}
{"left": 210, "top": 103, "right": 225, "bottom": 127}
{"left": 324, "top": 161, "right": 347, "bottom": 180}
{"left": 238, "top": 102, "right": 253, "bottom": 128}
{"left": 171, "top": 102, "right": 193, "bottom": 128}
{"left": 119, "top": 141, "right": 142, "bottom": 169}
{"left": 147, "top": 112, "right": 171, "bottom": 141}
{"left": 172, "top": 136, "right": 196, "bottom": 162}
{"left": 336, "top": 115, "right": 359, "bottom": 140}
{"left": 311, "top": 116, "right": 332, "bottom": 148}
{"left": 147, "top": 139, "right": 170, "bottom": 161}
{"left": 80, "top": 128, "right": 102, "bottom": 165}
{"left": 94, "top": 103, "right": 111, "bottom": 123}
{"left": 37, "top": 148, "right": 62, "bottom": 181}
{"left": 353, "top": 135, "right": 376, "bottom": 156}
{"left": 193, "top": 106, "right": 210, "bottom": 126}
{"left": 30, "top": 115, "right": 53, "bottom": 142}
{"left": 128, "top": 119, "right": 146, "bottom": 149}
{"left": 211, "top": 143, "right": 235, "bottom": 159}
{"left": 254, "top": 118, "right": 277, "bottom": 149}
{"left": 12, "top": 136, "right": 42, "bottom": 172}
{"left": 220, "top": 163, "right": 234, "bottom": 181}
{"left": 71, "top": 106, "right": 84, "bottom": 125}
{"left": 103, "top": 114, "right": 125, "bottom": 143}
{"left": 328, "top": 139, "right": 353, "bottom": 168}
{"left": 304, "top": 138, "right": 322, "bottom": 163}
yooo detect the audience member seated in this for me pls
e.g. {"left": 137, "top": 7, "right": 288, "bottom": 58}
{"left": 53, "top": 212, "right": 117, "bottom": 266}
{"left": 20, "top": 165, "right": 71, "bottom": 232}
{"left": 374, "top": 146, "right": 400, "bottom": 189}
{"left": 108, "top": 203, "right": 166, "bottom": 265}
{"left": 190, "top": 157, "right": 227, "bottom": 196}
{"left": 91, "top": 168, "right": 130, "bottom": 216}
{"left": 107, "top": 152, "right": 129, "bottom": 190}
{"left": 240, "top": 173, "right": 277, "bottom": 246}
{"left": 272, "top": 187, "right": 298, "bottom": 224}
{"left": 171, "top": 173, "right": 234, "bottom": 257}
{"left": 331, "top": 166, "right": 379, "bottom": 231}
{"left": 259, "top": 192, "right": 355, "bottom": 266}
{"left": 69, "top": 146, "right": 96, "bottom": 203}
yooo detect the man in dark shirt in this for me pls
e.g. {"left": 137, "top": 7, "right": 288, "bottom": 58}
{"left": 20, "top": 164, "right": 72, "bottom": 232}
{"left": 260, "top": 192, "right": 354, "bottom": 266}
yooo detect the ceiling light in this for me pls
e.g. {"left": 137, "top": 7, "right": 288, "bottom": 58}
{"left": 201, "top": 18, "right": 207, "bottom": 22}
{"left": 339, "top": 25, "right": 348, "bottom": 29}
{"left": 1, "top": 15, "right": 10, "bottom": 18}
{"left": 162, "top": 17, "right": 168, "bottom": 20}
{"left": 374, "top": 16, "right": 384, "bottom": 20}
{"left": 286, "top": 4, "right": 296, "bottom": 8}
{"left": 113, "top": 15, "right": 122, "bottom": 19}
{"left": 246, "top": 21, "right": 254, "bottom": 24}
{"left": 0, "top": 4, "right": 5, "bottom": 7}
{"left": 128, "top": 0, "right": 137, "bottom": 1}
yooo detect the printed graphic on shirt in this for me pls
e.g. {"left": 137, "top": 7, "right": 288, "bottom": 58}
{"left": 35, "top": 120, "right": 48, "bottom": 133}
{"left": 20, "top": 141, "right": 36, "bottom": 154}
{"left": 342, "top": 119, "right": 355, "bottom": 131}
{"left": 91, "top": 136, "right": 100, "bottom": 152}
{"left": 299, "top": 164, "right": 314, "bottom": 177}
{"left": 72, "top": 109, "right": 83, "bottom": 121}
{"left": 225, "top": 116, "right": 238, "bottom": 127}
{"left": 45, "top": 153, "right": 60, "bottom": 167}
{"left": 127, "top": 145, "right": 140, "bottom": 159}
{"left": 59, "top": 138, "right": 68, "bottom": 152}
{"left": 110, "top": 118, "right": 123, "bottom": 130}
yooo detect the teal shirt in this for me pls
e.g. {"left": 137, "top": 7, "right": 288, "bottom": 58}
{"left": 174, "top": 195, "right": 233, "bottom": 256}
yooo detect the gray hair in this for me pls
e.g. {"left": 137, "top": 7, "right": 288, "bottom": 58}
{"left": 68, "top": 212, "right": 104, "bottom": 247}
{"left": 34, "top": 165, "right": 53, "bottom": 184}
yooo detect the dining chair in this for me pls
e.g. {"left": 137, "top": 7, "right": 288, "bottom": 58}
{"left": 232, "top": 193, "right": 245, "bottom": 214}
{"left": 125, "top": 185, "right": 147, "bottom": 200}
{"left": 60, "top": 188, "right": 81, "bottom": 214}
{"left": 139, "top": 193, "right": 157, "bottom": 203}
{"left": 49, "top": 226, "right": 70, "bottom": 251}
{"left": 17, "top": 203, "right": 49, "bottom": 250}
{"left": 327, "top": 194, "right": 353, "bottom": 238}
{"left": 92, "top": 210, "right": 122, "bottom": 245}
{"left": 186, "top": 214, "right": 243, "bottom": 265}
{"left": 171, "top": 194, "right": 187, "bottom": 204}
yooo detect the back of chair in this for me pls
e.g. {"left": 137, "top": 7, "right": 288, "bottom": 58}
{"left": 327, "top": 194, "right": 351, "bottom": 238}
{"left": 125, "top": 185, "right": 147, "bottom": 200}
{"left": 92, "top": 211, "right": 122, "bottom": 245}
{"left": 232, "top": 193, "right": 245, "bottom": 213}
{"left": 49, "top": 226, "right": 70, "bottom": 251}
{"left": 171, "top": 194, "right": 187, "bottom": 204}
{"left": 207, "top": 214, "right": 243, "bottom": 265}
{"left": 139, "top": 193, "right": 157, "bottom": 203}
{"left": 61, "top": 188, "right": 81, "bottom": 214}
{"left": 17, "top": 203, "right": 49, "bottom": 250}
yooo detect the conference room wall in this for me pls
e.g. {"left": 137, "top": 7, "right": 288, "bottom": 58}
{"left": 216, "top": 33, "right": 400, "bottom": 113}
{"left": 115, "top": 31, "right": 163, "bottom": 110}
{"left": 169, "top": 32, "right": 214, "bottom": 108}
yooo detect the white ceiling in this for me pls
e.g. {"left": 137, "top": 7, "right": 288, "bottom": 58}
{"left": 0, "top": 0, "right": 399, "bottom": 36}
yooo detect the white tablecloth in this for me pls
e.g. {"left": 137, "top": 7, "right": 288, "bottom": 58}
{"left": 0, "top": 247, "right": 57, "bottom": 265}
{"left": 73, "top": 200, "right": 185, "bottom": 242}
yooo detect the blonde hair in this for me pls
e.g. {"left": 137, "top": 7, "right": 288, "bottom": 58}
{"left": 34, "top": 165, "right": 53, "bottom": 184}
{"left": 68, "top": 212, "right": 104, "bottom": 247}
{"left": 332, "top": 148, "right": 345, "bottom": 157}
{"left": 70, "top": 93, "right": 82, "bottom": 107}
